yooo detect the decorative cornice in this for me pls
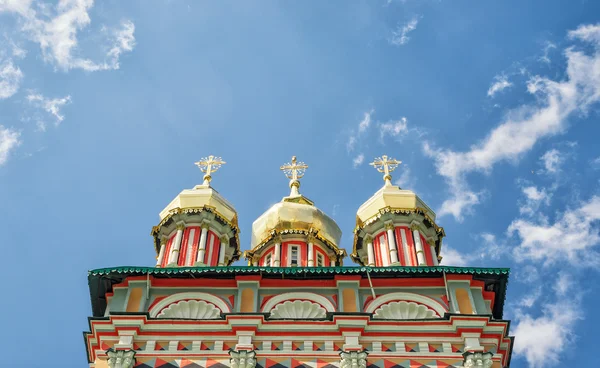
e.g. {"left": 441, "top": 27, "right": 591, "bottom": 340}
{"left": 340, "top": 350, "right": 368, "bottom": 368}
{"left": 463, "top": 352, "right": 493, "bottom": 368}
{"left": 229, "top": 350, "right": 257, "bottom": 368}
{"left": 176, "top": 223, "right": 186, "bottom": 231}
{"left": 107, "top": 349, "right": 135, "bottom": 368}
{"left": 384, "top": 222, "right": 395, "bottom": 231}
{"left": 246, "top": 228, "right": 345, "bottom": 259}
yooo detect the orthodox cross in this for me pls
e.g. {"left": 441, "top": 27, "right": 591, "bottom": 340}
{"left": 370, "top": 155, "right": 401, "bottom": 186}
{"left": 195, "top": 155, "right": 226, "bottom": 186}
{"left": 280, "top": 156, "right": 308, "bottom": 196}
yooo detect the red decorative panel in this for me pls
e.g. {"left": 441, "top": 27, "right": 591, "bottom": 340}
{"left": 394, "top": 227, "right": 406, "bottom": 265}
{"left": 160, "top": 233, "right": 176, "bottom": 268}
{"left": 204, "top": 231, "right": 221, "bottom": 266}
{"left": 421, "top": 234, "right": 434, "bottom": 266}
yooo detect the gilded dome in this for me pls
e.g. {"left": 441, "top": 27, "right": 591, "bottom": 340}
{"left": 247, "top": 156, "right": 344, "bottom": 261}
{"left": 251, "top": 193, "right": 342, "bottom": 250}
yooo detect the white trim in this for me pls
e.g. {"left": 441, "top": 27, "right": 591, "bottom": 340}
{"left": 364, "top": 292, "right": 447, "bottom": 317}
{"left": 379, "top": 234, "right": 389, "bottom": 266}
{"left": 316, "top": 253, "right": 324, "bottom": 267}
{"left": 149, "top": 292, "right": 231, "bottom": 317}
{"left": 185, "top": 228, "right": 197, "bottom": 266}
{"left": 289, "top": 244, "right": 299, "bottom": 266}
{"left": 261, "top": 292, "right": 335, "bottom": 313}
{"left": 206, "top": 233, "right": 216, "bottom": 265}
{"left": 399, "top": 228, "right": 411, "bottom": 266}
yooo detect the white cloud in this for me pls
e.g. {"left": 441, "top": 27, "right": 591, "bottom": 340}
{"left": 487, "top": 75, "right": 512, "bottom": 97}
{"left": 509, "top": 195, "right": 600, "bottom": 266}
{"left": 0, "top": 0, "right": 135, "bottom": 71}
{"left": 516, "top": 287, "right": 542, "bottom": 308}
{"left": 540, "top": 148, "right": 562, "bottom": 173}
{"left": 568, "top": 23, "right": 600, "bottom": 44}
{"left": 352, "top": 153, "right": 365, "bottom": 168}
{"left": 390, "top": 16, "right": 419, "bottom": 46}
{"left": 347, "top": 109, "right": 374, "bottom": 152}
{"left": 0, "top": 59, "right": 23, "bottom": 99}
{"left": 379, "top": 117, "right": 408, "bottom": 140}
{"left": 0, "top": 125, "right": 21, "bottom": 165}
{"left": 519, "top": 185, "right": 551, "bottom": 215}
{"left": 439, "top": 244, "right": 469, "bottom": 266}
{"left": 394, "top": 165, "right": 415, "bottom": 190}
{"left": 539, "top": 41, "right": 557, "bottom": 64}
{"left": 358, "top": 109, "right": 373, "bottom": 133}
{"left": 513, "top": 299, "right": 581, "bottom": 368}
{"left": 27, "top": 93, "right": 72, "bottom": 129}
{"left": 425, "top": 23, "right": 600, "bottom": 221}
{"left": 554, "top": 272, "right": 573, "bottom": 297}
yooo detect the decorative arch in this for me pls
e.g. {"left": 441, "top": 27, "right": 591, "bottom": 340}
{"left": 261, "top": 292, "right": 336, "bottom": 313}
{"left": 364, "top": 292, "right": 446, "bottom": 317}
{"left": 149, "top": 292, "right": 231, "bottom": 318}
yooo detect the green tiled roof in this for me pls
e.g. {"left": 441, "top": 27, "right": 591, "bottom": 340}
{"left": 89, "top": 265, "right": 509, "bottom": 276}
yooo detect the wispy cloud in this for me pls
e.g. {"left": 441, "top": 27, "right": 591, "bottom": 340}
{"left": 352, "top": 153, "right": 365, "bottom": 168}
{"left": 540, "top": 148, "right": 562, "bottom": 174}
{"left": 0, "top": 0, "right": 136, "bottom": 71}
{"left": 424, "top": 23, "right": 600, "bottom": 221}
{"left": 389, "top": 16, "right": 419, "bottom": 46}
{"left": 487, "top": 75, "right": 512, "bottom": 97}
{"left": 438, "top": 244, "right": 469, "bottom": 266}
{"left": 393, "top": 165, "right": 415, "bottom": 190}
{"left": 519, "top": 185, "right": 551, "bottom": 215}
{"left": 0, "top": 59, "right": 23, "bottom": 99}
{"left": 379, "top": 117, "right": 408, "bottom": 141}
{"left": 513, "top": 293, "right": 581, "bottom": 368}
{"left": 539, "top": 41, "right": 557, "bottom": 64}
{"left": 27, "top": 93, "right": 72, "bottom": 130}
{"left": 347, "top": 109, "right": 374, "bottom": 152}
{"left": 509, "top": 195, "right": 600, "bottom": 266}
{"left": 0, "top": 126, "right": 21, "bottom": 165}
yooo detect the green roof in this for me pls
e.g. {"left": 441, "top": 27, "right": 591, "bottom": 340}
{"left": 89, "top": 265, "right": 509, "bottom": 276}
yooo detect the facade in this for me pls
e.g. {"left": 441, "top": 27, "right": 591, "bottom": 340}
{"left": 83, "top": 155, "right": 514, "bottom": 368}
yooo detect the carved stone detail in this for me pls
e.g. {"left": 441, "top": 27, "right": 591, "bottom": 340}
{"left": 372, "top": 301, "right": 437, "bottom": 319}
{"left": 270, "top": 300, "right": 327, "bottom": 319}
{"left": 156, "top": 300, "right": 221, "bottom": 319}
{"left": 463, "top": 352, "right": 493, "bottom": 368}
{"left": 340, "top": 350, "right": 368, "bottom": 368}
{"left": 229, "top": 350, "right": 257, "bottom": 368}
{"left": 107, "top": 349, "right": 135, "bottom": 368}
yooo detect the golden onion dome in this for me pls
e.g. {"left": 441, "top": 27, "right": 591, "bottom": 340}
{"left": 151, "top": 156, "right": 241, "bottom": 266}
{"left": 351, "top": 156, "right": 444, "bottom": 266}
{"left": 247, "top": 156, "right": 344, "bottom": 261}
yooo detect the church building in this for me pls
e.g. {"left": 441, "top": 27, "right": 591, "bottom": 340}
{"left": 83, "top": 155, "right": 514, "bottom": 368}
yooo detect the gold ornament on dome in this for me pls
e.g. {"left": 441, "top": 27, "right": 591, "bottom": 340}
{"left": 194, "top": 155, "right": 226, "bottom": 186}
{"left": 280, "top": 156, "right": 308, "bottom": 196}
{"left": 370, "top": 155, "right": 401, "bottom": 186}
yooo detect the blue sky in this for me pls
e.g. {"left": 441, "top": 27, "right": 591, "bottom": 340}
{"left": 1, "top": 0, "right": 599, "bottom": 367}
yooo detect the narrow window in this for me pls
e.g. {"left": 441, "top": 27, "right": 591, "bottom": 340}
{"left": 317, "top": 253, "right": 324, "bottom": 267}
{"left": 290, "top": 245, "right": 299, "bottom": 266}
{"left": 265, "top": 253, "right": 272, "bottom": 267}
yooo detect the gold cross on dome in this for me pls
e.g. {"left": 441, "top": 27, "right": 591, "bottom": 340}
{"left": 194, "top": 155, "right": 226, "bottom": 186}
{"left": 280, "top": 156, "right": 308, "bottom": 196}
{"left": 280, "top": 156, "right": 308, "bottom": 181}
{"left": 370, "top": 155, "right": 401, "bottom": 186}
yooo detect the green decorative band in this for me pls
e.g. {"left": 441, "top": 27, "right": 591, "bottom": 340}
{"left": 89, "top": 265, "right": 510, "bottom": 277}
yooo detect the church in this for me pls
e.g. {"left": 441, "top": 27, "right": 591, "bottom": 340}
{"left": 83, "top": 155, "right": 514, "bottom": 368}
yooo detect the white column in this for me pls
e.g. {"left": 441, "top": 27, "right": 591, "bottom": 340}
{"left": 185, "top": 228, "right": 197, "bottom": 266}
{"left": 273, "top": 239, "right": 281, "bottom": 267}
{"left": 330, "top": 257, "right": 336, "bottom": 267}
{"left": 196, "top": 224, "right": 209, "bottom": 265}
{"left": 252, "top": 259, "right": 258, "bottom": 267}
{"left": 412, "top": 227, "right": 426, "bottom": 266}
{"left": 399, "top": 229, "right": 411, "bottom": 266}
{"left": 218, "top": 236, "right": 227, "bottom": 266}
{"left": 156, "top": 239, "right": 166, "bottom": 267}
{"left": 386, "top": 223, "right": 399, "bottom": 264}
{"left": 307, "top": 237, "right": 315, "bottom": 267}
{"left": 366, "top": 236, "right": 375, "bottom": 266}
{"left": 168, "top": 224, "right": 185, "bottom": 265}
{"left": 379, "top": 236, "right": 390, "bottom": 267}
{"left": 429, "top": 240, "right": 439, "bottom": 266}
